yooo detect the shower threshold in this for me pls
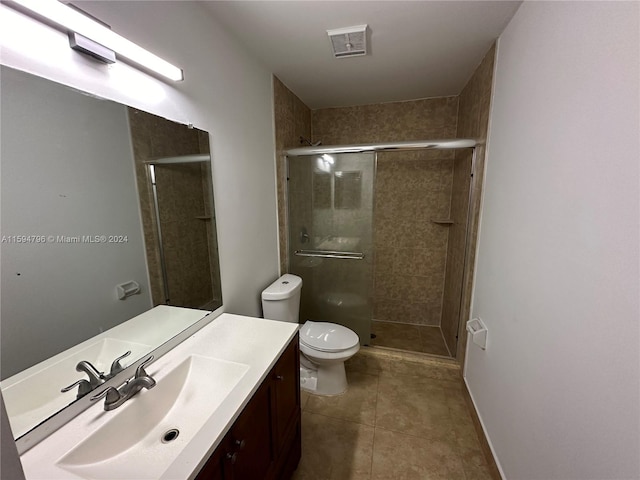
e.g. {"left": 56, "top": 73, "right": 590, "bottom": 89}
{"left": 369, "top": 320, "right": 452, "bottom": 358}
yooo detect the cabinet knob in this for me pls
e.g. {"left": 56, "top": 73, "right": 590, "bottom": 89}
{"left": 226, "top": 452, "right": 238, "bottom": 464}
{"left": 235, "top": 439, "right": 246, "bottom": 450}
{"left": 275, "top": 375, "right": 285, "bottom": 381}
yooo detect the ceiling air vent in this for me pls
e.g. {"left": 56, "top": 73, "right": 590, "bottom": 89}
{"left": 327, "top": 24, "right": 368, "bottom": 58}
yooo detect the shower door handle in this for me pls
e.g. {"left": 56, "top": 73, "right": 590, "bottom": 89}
{"left": 294, "top": 249, "right": 364, "bottom": 260}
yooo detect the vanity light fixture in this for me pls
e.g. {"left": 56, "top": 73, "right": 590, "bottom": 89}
{"left": 6, "top": 0, "right": 184, "bottom": 81}
{"left": 66, "top": 4, "right": 116, "bottom": 65}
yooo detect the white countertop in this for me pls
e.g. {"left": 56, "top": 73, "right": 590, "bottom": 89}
{"left": 19, "top": 313, "right": 299, "bottom": 480}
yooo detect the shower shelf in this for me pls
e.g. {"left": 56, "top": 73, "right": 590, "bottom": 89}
{"left": 195, "top": 216, "right": 212, "bottom": 221}
{"left": 431, "top": 219, "right": 454, "bottom": 225}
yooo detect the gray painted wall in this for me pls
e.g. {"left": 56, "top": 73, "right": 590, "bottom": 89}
{"left": 1, "top": 67, "right": 152, "bottom": 378}
{"left": 1, "top": 392, "right": 25, "bottom": 479}
{"left": 467, "top": 2, "right": 640, "bottom": 478}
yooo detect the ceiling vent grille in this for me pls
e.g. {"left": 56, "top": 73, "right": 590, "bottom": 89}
{"left": 327, "top": 25, "right": 368, "bottom": 58}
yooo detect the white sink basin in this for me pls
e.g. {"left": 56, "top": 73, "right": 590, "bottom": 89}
{"left": 56, "top": 355, "right": 249, "bottom": 479}
{"left": 2, "top": 338, "right": 151, "bottom": 438}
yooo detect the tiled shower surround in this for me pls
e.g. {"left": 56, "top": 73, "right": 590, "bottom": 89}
{"left": 273, "top": 77, "right": 312, "bottom": 274}
{"left": 274, "top": 45, "right": 495, "bottom": 357}
{"left": 448, "top": 44, "right": 495, "bottom": 361}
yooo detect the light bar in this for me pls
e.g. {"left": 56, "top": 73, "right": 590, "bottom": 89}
{"left": 8, "top": 0, "right": 183, "bottom": 81}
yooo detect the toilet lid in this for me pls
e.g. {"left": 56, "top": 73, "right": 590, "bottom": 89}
{"left": 300, "top": 321, "right": 360, "bottom": 353}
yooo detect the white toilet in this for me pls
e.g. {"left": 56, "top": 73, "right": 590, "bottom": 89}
{"left": 262, "top": 274, "right": 360, "bottom": 396}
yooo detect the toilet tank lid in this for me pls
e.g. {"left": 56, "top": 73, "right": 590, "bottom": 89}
{"left": 262, "top": 274, "right": 302, "bottom": 300}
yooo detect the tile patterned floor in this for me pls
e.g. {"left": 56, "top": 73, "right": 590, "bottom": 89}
{"left": 370, "top": 320, "right": 451, "bottom": 357}
{"left": 292, "top": 355, "right": 493, "bottom": 480}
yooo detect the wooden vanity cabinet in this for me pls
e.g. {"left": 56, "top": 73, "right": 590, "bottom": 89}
{"left": 196, "top": 334, "right": 301, "bottom": 480}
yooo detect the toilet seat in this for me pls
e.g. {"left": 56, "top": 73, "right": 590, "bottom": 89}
{"left": 300, "top": 321, "right": 359, "bottom": 353}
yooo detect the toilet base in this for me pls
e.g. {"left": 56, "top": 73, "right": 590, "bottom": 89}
{"left": 300, "top": 366, "right": 318, "bottom": 392}
{"left": 299, "top": 362, "right": 348, "bottom": 396}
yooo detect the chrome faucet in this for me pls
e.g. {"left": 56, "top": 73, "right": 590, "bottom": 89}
{"left": 62, "top": 359, "right": 105, "bottom": 399}
{"left": 61, "top": 351, "right": 133, "bottom": 399}
{"left": 91, "top": 356, "right": 156, "bottom": 411}
{"left": 75, "top": 360, "right": 104, "bottom": 388}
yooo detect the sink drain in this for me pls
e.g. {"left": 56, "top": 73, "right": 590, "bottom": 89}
{"left": 162, "top": 429, "right": 180, "bottom": 443}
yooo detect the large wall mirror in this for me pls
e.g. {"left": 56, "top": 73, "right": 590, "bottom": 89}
{"left": 0, "top": 65, "right": 222, "bottom": 440}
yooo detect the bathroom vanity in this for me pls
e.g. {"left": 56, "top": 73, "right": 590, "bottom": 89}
{"left": 195, "top": 333, "right": 300, "bottom": 480}
{"left": 18, "top": 313, "right": 301, "bottom": 480}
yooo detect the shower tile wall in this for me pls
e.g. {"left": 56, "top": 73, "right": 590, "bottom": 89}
{"left": 374, "top": 150, "right": 454, "bottom": 325}
{"left": 443, "top": 44, "right": 497, "bottom": 361}
{"left": 312, "top": 97, "right": 458, "bottom": 144}
{"left": 128, "top": 109, "right": 218, "bottom": 308}
{"left": 312, "top": 98, "right": 459, "bottom": 327}
{"left": 273, "top": 77, "right": 312, "bottom": 274}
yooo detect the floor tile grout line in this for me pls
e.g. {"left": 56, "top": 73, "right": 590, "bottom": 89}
{"left": 297, "top": 361, "right": 492, "bottom": 480}
{"left": 370, "top": 427, "right": 378, "bottom": 478}
{"left": 302, "top": 409, "right": 376, "bottom": 428}
{"left": 373, "top": 423, "right": 456, "bottom": 442}
{"left": 372, "top": 369, "right": 381, "bottom": 429}
{"left": 371, "top": 425, "right": 475, "bottom": 478}
{"left": 370, "top": 369, "right": 382, "bottom": 478}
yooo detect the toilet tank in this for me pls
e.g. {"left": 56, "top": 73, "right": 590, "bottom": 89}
{"left": 261, "top": 274, "right": 303, "bottom": 323}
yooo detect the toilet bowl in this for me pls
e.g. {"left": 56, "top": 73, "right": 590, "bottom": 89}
{"left": 262, "top": 274, "right": 360, "bottom": 396}
{"left": 298, "top": 320, "right": 359, "bottom": 395}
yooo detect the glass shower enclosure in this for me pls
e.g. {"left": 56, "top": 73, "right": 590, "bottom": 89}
{"left": 287, "top": 153, "right": 375, "bottom": 345}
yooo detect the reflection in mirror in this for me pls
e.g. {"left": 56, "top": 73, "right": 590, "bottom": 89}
{"left": 128, "top": 110, "right": 222, "bottom": 309}
{"left": 0, "top": 66, "right": 222, "bottom": 440}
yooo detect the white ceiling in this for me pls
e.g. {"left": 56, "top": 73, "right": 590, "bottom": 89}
{"left": 202, "top": 1, "right": 522, "bottom": 109}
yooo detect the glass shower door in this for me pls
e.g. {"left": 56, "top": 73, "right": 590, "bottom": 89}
{"left": 287, "top": 153, "right": 375, "bottom": 345}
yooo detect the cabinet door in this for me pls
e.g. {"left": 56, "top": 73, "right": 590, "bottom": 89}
{"left": 272, "top": 336, "right": 300, "bottom": 451}
{"left": 228, "top": 380, "right": 274, "bottom": 480}
{"left": 195, "top": 335, "right": 301, "bottom": 480}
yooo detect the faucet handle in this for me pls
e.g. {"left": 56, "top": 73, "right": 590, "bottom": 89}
{"left": 90, "top": 386, "right": 122, "bottom": 403}
{"left": 61, "top": 379, "right": 93, "bottom": 398}
{"left": 109, "top": 350, "right": 131, "bottom": 376}
{"left": 135, "top": 355, "right": 154, "bottom": 379}
{"left": 61, "top": 379, "right": 85, "bottom": 393}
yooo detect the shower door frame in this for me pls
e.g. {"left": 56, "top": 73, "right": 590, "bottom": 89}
{"left": 285, "top": 138, "right": 479, "bottom": 358}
